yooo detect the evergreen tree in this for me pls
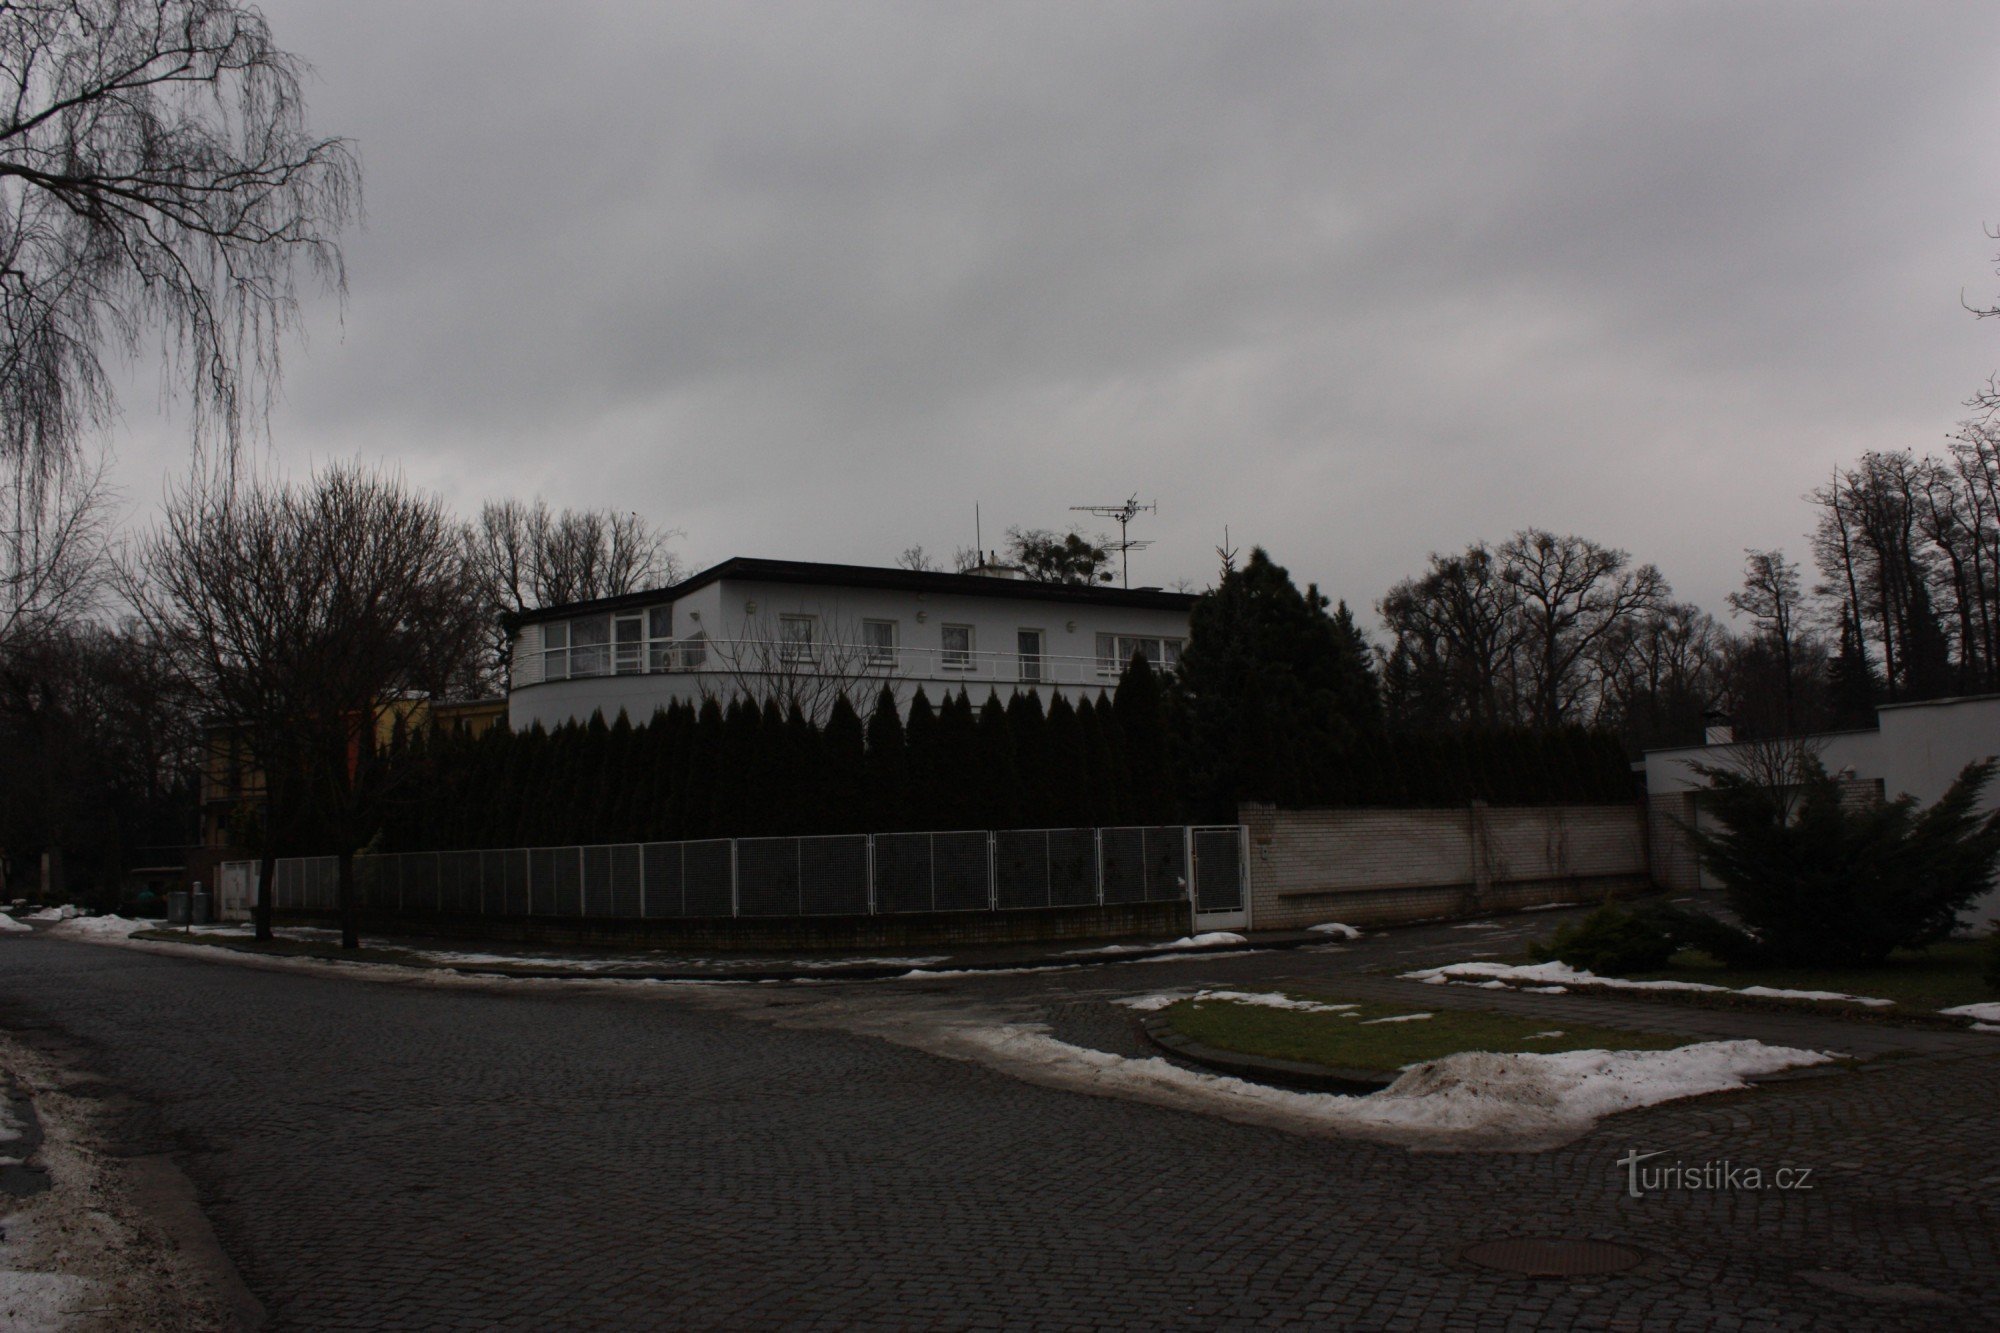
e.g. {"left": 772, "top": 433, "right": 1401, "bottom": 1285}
{"left": 976, "top": 692, "right": 1019, "bottom": 829}
{"left": 935, "top": 690, "right": 980, "bottom": 829}
{"left": 1113, "top": 655, "right": 1173, "bottom": 822}
{"left": 821, "top": 694, "right": 868, "bottom": 833}
{"left": 864, "top": 686, "right": 908, "bottom": 830}
{"left": 1043, "top": 693, "right": 1090, "bottom": 826}
{"left": 687, "top": 698, "right": 726, "bottom": 838}
{"left": 903, "top": 688, "right": 941, "bottom": 829}
{"left": 1172, "top": 547, "right": 1382, "bottom": 817}
{"left": 1828, "top": 611, "right": 1881, "bottom": 729}
{"left": 1005, "top": 690, "right": 1048, "bottom": 826}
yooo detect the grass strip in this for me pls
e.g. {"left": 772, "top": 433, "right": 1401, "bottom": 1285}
{"left": 1161, "top": 993, "right": 1687, "bottom": 1074}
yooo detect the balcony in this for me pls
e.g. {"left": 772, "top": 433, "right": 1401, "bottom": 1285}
{"left": 514, "top": 636, "right": 1144, "bottom": 690}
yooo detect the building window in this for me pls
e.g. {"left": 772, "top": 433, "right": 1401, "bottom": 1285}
{"left": 570, "top": 615, "right": 611, "bottom": 676}
{"left": 646, "top": 606, "right": 674, "bottom": 671}
{"left": 780, "top": 615, "right": 817, "bottom": 663}
{"left": 614, "top": 613, "right": 645, "bottom": 674}
{"left": 544, "top": 621, "right": 570, "bottom": 680}
{"left": 941, "top": 623, "right": 974, "bottom": 670}
{"left": 1017, "top": 629, "right": 1044, "bottom": 682}
{"left": 1095, "top": 633, "right": 1184, "bottom": 677}
{"left": 862, "top": 619, "right": 898, "bottom": 667}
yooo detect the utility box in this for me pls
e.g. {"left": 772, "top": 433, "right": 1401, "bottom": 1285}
{"left": 166, "top": 890, "right": 191, "bottom": 925}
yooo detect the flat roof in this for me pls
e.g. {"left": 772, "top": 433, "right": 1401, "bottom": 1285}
{"left": 514, "top": 556, "right": 1201, "bottom": 626}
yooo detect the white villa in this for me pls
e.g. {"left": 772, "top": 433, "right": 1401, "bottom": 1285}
{"left": 506, "top": 557, "right": 1198, "bottom": 732}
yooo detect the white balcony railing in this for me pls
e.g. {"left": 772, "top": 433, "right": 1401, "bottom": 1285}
{"left": 514, "top": 636, "right": 1152, "bottom": 689}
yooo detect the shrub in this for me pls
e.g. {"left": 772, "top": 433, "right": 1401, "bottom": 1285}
{"left": 1529, "top": 905, "right": 1677, "bottom": 976}
{"left": 1682, "top": 755, "right": 2000, "bottom": 967}
{"left": 1983, "top": 927, "right": 2000, "bottom": 993}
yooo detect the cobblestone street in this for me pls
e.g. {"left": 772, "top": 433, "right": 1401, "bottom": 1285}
{"left": 1, "top": 925, "right": 1995, "bottom": 1330}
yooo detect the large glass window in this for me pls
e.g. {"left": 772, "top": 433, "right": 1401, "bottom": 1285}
{"left": 647, "top": 606, "right": 675, "bottom": 671}
{"left": 941, "top": 624, "right": 974, "bottom": 670}
{"left": 780, "top": 615, "right": 817, "bottom": 663}
{"left": 543, "top": 621, "right": 570, "bottom": 680}
{"left": 1095, "top": 633, "right": 1184, "bottom": 676}
{"left": 570, "top": 615, "right": 611, "bottom": 676}
{"left": 862, "top": 619, "right": 898, "bottom": 667}
{"left": 614, "top": 614, "right": 644, "bottom": 674}
{"left": 1017, "top": 629, "right": 1044, "bottom": 682}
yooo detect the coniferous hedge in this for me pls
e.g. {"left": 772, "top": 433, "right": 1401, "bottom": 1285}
{"left": 376, "top": 672, "right": 1634, "bottom": 853}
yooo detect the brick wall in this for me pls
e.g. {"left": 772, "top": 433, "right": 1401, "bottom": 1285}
{"left": 1242, "top": 802, "right": 1649, "bottom": 930}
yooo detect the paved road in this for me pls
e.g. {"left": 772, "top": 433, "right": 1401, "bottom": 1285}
{"left": 0, "top": 927, "right": 1995, "bottom": 1330}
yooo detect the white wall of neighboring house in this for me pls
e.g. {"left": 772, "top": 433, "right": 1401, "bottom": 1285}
{"left": 1643, "top": 693, "right": 2000, "bottom": 927}
{"left": 507, "top": 564, "right": 1194, "bottom": 732}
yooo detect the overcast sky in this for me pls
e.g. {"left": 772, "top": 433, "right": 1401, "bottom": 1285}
{"left": 106, "top": 1, "right": 2000, "bottom": 625}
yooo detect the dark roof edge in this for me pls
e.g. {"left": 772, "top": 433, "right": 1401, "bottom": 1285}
{"left": 513, "top": 556, "right": 1201, "bottom": 626}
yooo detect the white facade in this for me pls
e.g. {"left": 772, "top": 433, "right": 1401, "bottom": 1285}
{"left": 1643, "top": 693, "right": 2000, "bottom": 925}
{"left": 506, "top": 558, "right": 1196, "bottom": 732}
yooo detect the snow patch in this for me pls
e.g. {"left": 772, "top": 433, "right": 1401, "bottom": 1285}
{"left": 53, "top": 914, "right": 147, "bottom": 937}
{"left": 1185, "top": 990, "right": 1358, "bottom": 1014}
{"left": 0, "top": 914, "right": 29, "bottom": 934}
{"left": 1358, "top": 1013, "right": 1433, "bottom": 1025}
{"left": 1307, "top": 922, "right": 1362, "bottom": 940}
{"left": 1451, "top": 921, "right": 1501, "bottom": 930}
{"left": 1942, "top": 1001, "right": 2000, "bottom": 1023}
{"left": 1403, "top": 960, "right": 1895, "bottom": 1007}
{"left": 1524, "top": 1031, "right": 1566, "bottom": 1040}
{"left": 1518, "top": 902, "right": 1582, "bottom": 912}
{"left": 950, "top": 1026, "right": 1831, "bottom": 1149}
{"left": 1064, "top": 932, "right": 1248, "bottom": 956}
{"left": 43, "top": 914, "right": 151, "bottom": 940}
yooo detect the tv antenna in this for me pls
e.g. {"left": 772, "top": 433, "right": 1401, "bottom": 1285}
{"left": 1070, "top": 495, "right": 1157, "bottom": 588}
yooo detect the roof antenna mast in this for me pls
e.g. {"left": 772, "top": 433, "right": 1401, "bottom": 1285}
{"left": 1070, "top": 495, "right": 1157, "bottom": 588}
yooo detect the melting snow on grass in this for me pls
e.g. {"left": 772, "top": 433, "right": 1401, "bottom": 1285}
{"left": 1942, "top": 1002, "right": 2000, "bottom": 1024}
{"left": 1403, "top": 960, "right": 1896, "bottom": 1007}
{"left": 1359, "top": 1012, "right": 1434, "bottom": 1024}
{"left": 955, "top": 1024, "right": 1832, "bottom": 1149}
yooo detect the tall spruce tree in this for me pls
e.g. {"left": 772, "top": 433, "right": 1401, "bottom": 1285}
{"left": 821, "top": 694, "right": 868, "bottom": 834}
{"left": 1173, "top": 547, "right": 1381, "bottom": 817}
{"left": 864, "top": 686, "right": 908, "bottom": 830}
{"left": 1113, "top": 655, "right": 1173, "bottom": 822}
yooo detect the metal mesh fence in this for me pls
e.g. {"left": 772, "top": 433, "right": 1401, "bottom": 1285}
{"left": 267, "top": 825, "right": 1245, "bottom": 923}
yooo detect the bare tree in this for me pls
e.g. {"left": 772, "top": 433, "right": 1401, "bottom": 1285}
{"left": 895, "top": 544, "right": 937, "bottom": 572}
{"left": 705, "top": 611, "right": 897, "bottom": 724}
{"left": 468, "top": 499, "right": 681, "bottom": 689}
{"left": 1726, "top": 550, "right": 1808, "bottom": 727}
{"left": 131, "top": 463, "right": 484, "bottom": 947}
{"left": 0, "top": 1, "right": 358, "bottom": 477}
{"left": 1379, "top": 544, "right": 1527, "bottom": 727}
{"left": 1499, "top": 529, "right": 1667, "bottom": 728}
{"left": 1, "top": 450, "right": 111, "bottom": 651}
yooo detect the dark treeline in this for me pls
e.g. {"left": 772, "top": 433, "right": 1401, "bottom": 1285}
{"left": 375, "top": 661, "right": 1633, "bottom": 854}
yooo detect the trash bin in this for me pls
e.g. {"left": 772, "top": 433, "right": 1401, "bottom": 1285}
{"left": 192, "top": 888, "right": 212, "bottom": 925}
{"left": 167, "top": 890, "right": 190, "bottom": 925}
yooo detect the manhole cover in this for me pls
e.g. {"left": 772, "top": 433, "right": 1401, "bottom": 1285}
{"left": 1461, "top": 1238, "right": 1644, "bottom": 1278}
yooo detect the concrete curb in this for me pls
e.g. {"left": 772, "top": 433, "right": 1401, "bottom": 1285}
{"left": 1137, "top": 1012, "right": 1394, "bottom": 1095}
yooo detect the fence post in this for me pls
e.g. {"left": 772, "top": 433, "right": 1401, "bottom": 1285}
{"left": 1239, "top": 823, "right": 1253, "bottom": 929}
{"left": 865, "top": 834, "right": 877, "bottom": 916}
{"left": 729, "top": 838, "right": 740, "bottom": 919}
{"left": 1093, "top": 827, "right": 1104, "bottom": 907}
{"left": 987, "top": 831, "right": 998, "bottom": 911}
{"left": 1184, "top": 824, "right": 1197, "bottom": 936}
